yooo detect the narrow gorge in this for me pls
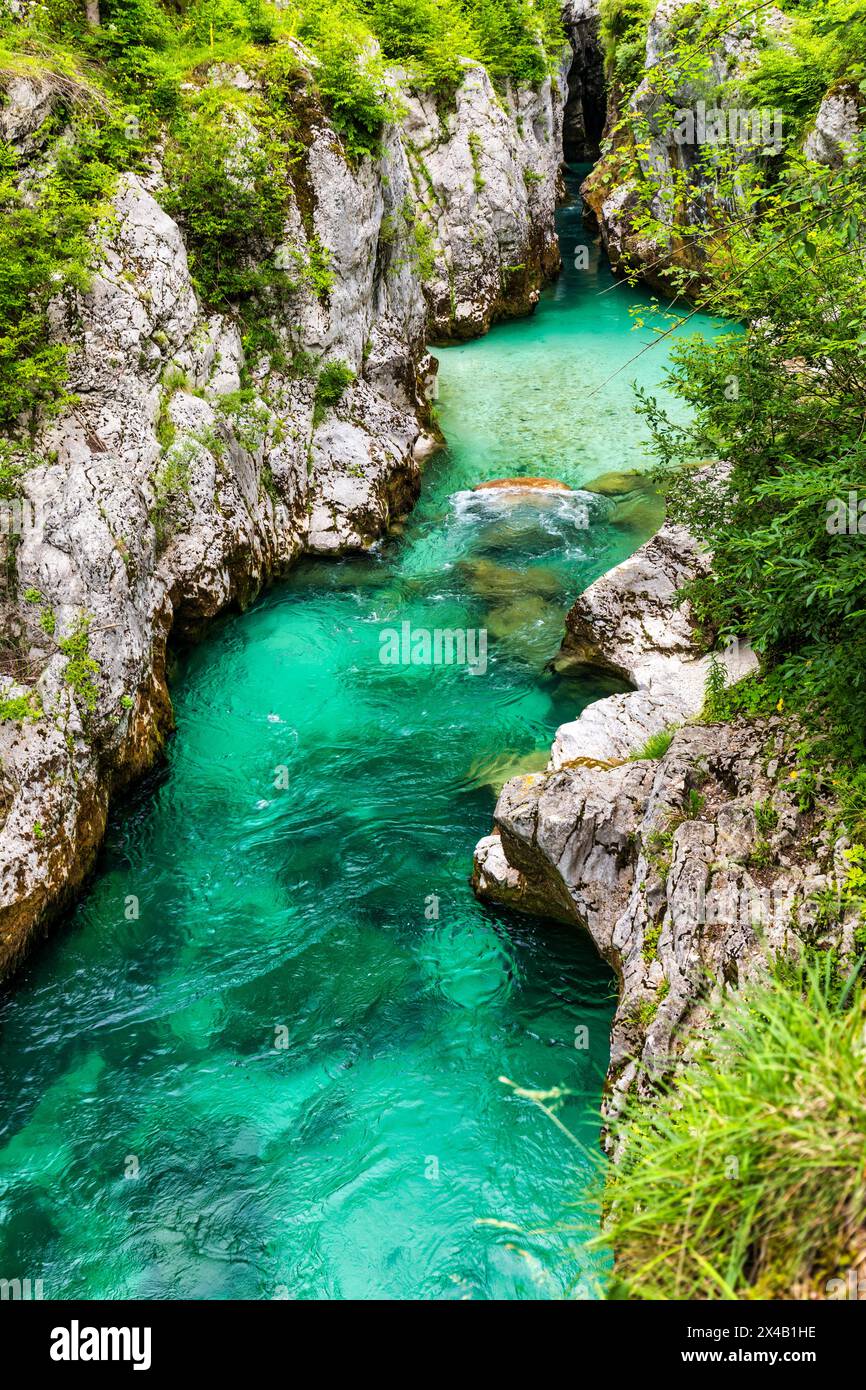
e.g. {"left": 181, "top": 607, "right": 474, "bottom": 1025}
{"left": 1, "top": 0, "right": 864, "bottom": 1306}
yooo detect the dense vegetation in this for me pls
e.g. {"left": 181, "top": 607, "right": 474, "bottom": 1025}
{"left": 600, "top": 0, "right": 866, "bottom": 112}
{"left": 591, "top": 0, "right": 866, "bottom": 820}
{"left": 599, "top": 959, "right": 866, "bottom": 1300}
{"left": 589, "top": 0, "right": 866, "bottom": 1303}
{"left": 636, "top": 147, "right": 866, "bottom": 833}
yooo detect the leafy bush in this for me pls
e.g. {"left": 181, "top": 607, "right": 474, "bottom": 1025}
{"left": 161, "top": 88, "right": 294, "bottom": 305}
{"left": 299, "top": 1, "right": 394, "bottom": 160}
{"left": 312, "top": 359, "right": 355, "bottom": 426}
{"left": 0, "top": 131, "right": 98, "bottom": 430}
{"left": 639, "top": 146, "right": 866, "bottom": 762}
{"left": 59, "top": 612, "right": 101, "bottom": 715}
{"left": 372, "top": 0, "right": 478, "bottom": 93}
{"left": 150, "top": 443, "right": 194, "bottom": 548}
{"left": 599, "top": 0, "right": 652, "bottom": 90}
{"left": 466, "top": 0, "right": 563, "bottom": 86}
{"left": 598, "top": 958, "right": 866, "bottom": 1299}
{"left": 738, "top": 45, "right": 828, "bottom": 127}
{"left": 0, "top": 689, "right": 43, "bottom": 722}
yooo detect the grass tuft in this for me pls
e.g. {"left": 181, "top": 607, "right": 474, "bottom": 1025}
{"left": 596, "top": 956, "right": 866, "bottom": 1300}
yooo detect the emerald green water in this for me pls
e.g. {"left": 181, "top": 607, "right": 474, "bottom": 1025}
{"left": 0, "top": 171, "right": 717, "bottom": 1300}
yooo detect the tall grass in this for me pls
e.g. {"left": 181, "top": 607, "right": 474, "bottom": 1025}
{"left": 596, "top": 957, "right": 866, "bottom": 1299}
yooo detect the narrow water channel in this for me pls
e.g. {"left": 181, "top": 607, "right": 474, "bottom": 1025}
{"left": 0, "top": 170, "right": 718, "bottom": 1300}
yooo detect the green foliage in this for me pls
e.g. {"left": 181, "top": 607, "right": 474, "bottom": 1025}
{"left": 0, "top": 121, "right": 114, "bottom": 431}
{"left": 150, "top": 444, "right": 193, "bottom": 548}
{"left": 754, "top": 797, "right": 779, "bottom": 836}
{"left": 598, "top": 957, "right": 866, "bottom": 1299}
{"left": 371, "top": 0, "right": 479, "bottom": 95}
{"left": 59, "top": 612, "right": 101, "bottom": 715}
{"left": 684, "top": 787, "right": 705, "bottom": 818}
{"left": 737, "top": 45, "right": 828, "bottom": 128}
{"left": 408, "top": 208, "right": 436, "bottom": 282}
{"left": 312, "top": 359, "right": 355, "bottom": 426}
{"left": 371, "top": 0, "right": 565, "bottom": 93}
{"left": 599, "top": 0, "right": 652, "bottom": 91}
{"left": 629, "top": 726, "right": 676, "bottom": 760}
{"left": 641, "top": 146, "right": 866, "bottom": 764}
{"left": 298, "top": 0, "right": 394, "bottom": 161}
{"left": 0, "top": 689, "right": 42, "bottom": 722}
{"left": 468, "top": 130, "right": 485, "bottom": 191}
{"left": 641, "top": 921, "right": 661, "bottom": 962}
{"left": 701, "top": 653, "right": 728, "bottom": 721}
{"left": 0, "top": 444, "right": 28, "bottom": 499}
{"left": 217, "top": 388, "right": 270, "bottom": 452}
{"left": 464, "top": 0, "right": 564, "bottom": 87}
{"left": 161, "top": 87, "right": 294, "bottom": 306}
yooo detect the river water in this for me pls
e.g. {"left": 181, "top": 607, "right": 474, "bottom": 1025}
{"left": 0, "top": 169, "right": 716, "bottom": 1300}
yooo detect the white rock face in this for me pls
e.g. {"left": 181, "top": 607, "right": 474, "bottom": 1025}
{"left": 472, "top": 518, "right": 847, "bottom": 1138}
{"left": 549, "top": 517, "right": 758, "bottom": 768}
{"left": 804, "top": 86, "right": 865, "bottom": 167}
{"left": 0, "top": 55, "right": 569, "bottom": 978}
{"left": 400, "top": 53, "right": 571, "bottom": 338}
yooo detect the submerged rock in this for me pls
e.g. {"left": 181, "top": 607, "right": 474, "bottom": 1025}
{"left": 583, "top": 469, "right": 648, "bottom": 496}
{"left": 474, "top": 477, "right": 572, "bottom": 492}
{"left": 485, "top": 593, "right": 568, "bottom": 667}
{"left": 464, "top": 749, "right": 552, "bottom": 798}
{"left": 459, "top": 557, "right": 565, "bottom": 602}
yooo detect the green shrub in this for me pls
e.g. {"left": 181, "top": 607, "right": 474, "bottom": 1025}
{"left": 299, "top": 2, "right": 394, "bottom": 161}
{"left": 0, "top": 139, "right": 92, "bottom": 429}
{"left": 161, "top": 88, "right": 294, "bottom": 306}
{"left": 312, "top": 359, "right": 355, "bottom": 426}
{"left": 465, "top": 0, "right": 563, "bottom": 86}
{"left": 0, "top": 689, "right": 43, "bottom": 722}
{"left": 738, "top": 46, "right": 828, "bottom": 128}
{"left": 372, "top": 0, "right": 478, "bottom": 94}
{"left": 640, "top": 147, "right": 866, "bottom": 763}
{"left": 150, "top": 444, "right": 194, "bottom": 548}
{"left": 59, "top": 613, "right": 101, "bottom": 715}
{"left": 599, "top": 0, "right": 652, "bottom": 90}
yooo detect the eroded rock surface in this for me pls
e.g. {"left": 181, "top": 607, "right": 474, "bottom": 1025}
{"left": 472, "top": 519, "right": 850, "bottom": 1138}
{"left": 402, "top": 52, "right": 571, "bottom": 340}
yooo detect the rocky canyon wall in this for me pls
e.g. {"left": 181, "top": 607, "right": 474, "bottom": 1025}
{"left": 0, "top": 39, "right": 572, "bottom": 980}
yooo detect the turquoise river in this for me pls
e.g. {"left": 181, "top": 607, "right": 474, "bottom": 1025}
{"left": 0, "top": 170, "right": 718, "bottom": 1300}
